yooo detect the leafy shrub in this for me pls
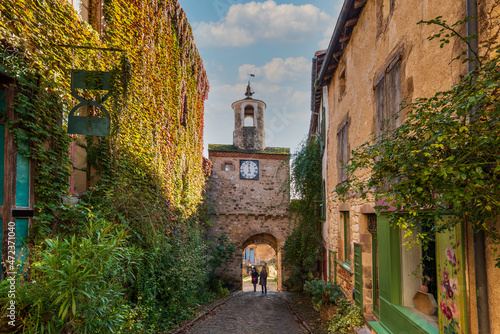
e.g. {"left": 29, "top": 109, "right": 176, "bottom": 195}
{"left": 304, "top": 278, "right": 343, "bottom": 311}
{"left": 328, "top": 297, "right": 365, "bottom": 334}
{"left": 1, "top": 215, "right": 141, "bottom": 333}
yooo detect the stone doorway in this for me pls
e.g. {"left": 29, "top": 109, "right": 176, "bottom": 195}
{"left": 241, "top": 233, "right": 282, "bottom": 291}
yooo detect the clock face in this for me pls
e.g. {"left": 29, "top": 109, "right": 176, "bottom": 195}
{"left": 240, "top": 160, "right": 259, "bottom": 180}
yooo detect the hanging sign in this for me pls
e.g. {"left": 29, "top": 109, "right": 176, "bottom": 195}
{"left": 67, "top": 69, "right": 111, "bottom": 136}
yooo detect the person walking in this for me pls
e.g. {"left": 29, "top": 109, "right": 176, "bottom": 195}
{"left": 259, "top": 266, "right": 268, "bottom": 294}
{"left": 250, "top": 266, "right": 259, "bottom": 292}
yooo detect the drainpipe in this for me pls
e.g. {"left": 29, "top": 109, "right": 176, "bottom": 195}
{"left": 467, "top": 0, "right": 491, "bottom": 332}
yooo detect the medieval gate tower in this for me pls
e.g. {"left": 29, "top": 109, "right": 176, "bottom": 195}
{"left": 208, "top": 83, "right": 291, "bottom": 290}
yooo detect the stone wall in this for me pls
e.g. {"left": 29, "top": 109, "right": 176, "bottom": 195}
{"left": 208, "top": 149, "right": 291, "bottom": 290}
{"left": 208, "top": 152, "right": 289, "bottom": 216}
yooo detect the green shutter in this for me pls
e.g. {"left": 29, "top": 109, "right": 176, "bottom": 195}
{"left": 354, "top": 243, "right": 363, "bottom": 309}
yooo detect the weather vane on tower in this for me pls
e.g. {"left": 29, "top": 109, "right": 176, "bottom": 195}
{"left": 245, "top": 73, "right": 255, "bottom": 98}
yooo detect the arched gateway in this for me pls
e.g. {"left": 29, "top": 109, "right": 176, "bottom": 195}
{"left": 207, "top": 83, "right": 291, "bottom": 290}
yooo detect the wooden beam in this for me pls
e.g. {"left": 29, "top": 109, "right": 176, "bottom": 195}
{"left": 345, "top": 17, "right": 358, "bottom": 27}
{"left": 328, "top": 63, "right": 338, "bottom": 71}
{"left": 354, "top": 0, "right": 367, "bottom": 9}
{"left": 339, "top": 34, "right": 351, "bottom": 43}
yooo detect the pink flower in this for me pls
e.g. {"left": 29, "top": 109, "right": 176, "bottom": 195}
{"left": 443, "top": 270, "right": 449, "bottom": 280}
{"left": 449, "top": 278, "right": 458, "bottom": 293}
{"left": 440, "top": 301, "right": 447, "bottom": 315}
{"left": 445, "top": 306, "right": 453, "bottom": 320}
{"left": 450, "top": 301, "right": 460, "bottom": 318}
{"left": 446, "top": 247, "right": 456, "bottom": 264}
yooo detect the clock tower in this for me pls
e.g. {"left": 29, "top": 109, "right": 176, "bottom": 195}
{"left": 207, "top": 83, "right": 291, "bottom": 291}
{"left": 232, "top": 82, "right": 266, "bottom": 151}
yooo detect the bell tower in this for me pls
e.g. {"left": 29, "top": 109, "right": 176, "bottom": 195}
{"left": 232, "top": 82, "right": 266, "bottom": 151}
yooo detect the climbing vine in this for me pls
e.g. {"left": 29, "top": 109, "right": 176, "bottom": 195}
{"left": 0, "top": 0, "right": 219, "bottom": 332}
{"left": 283, "top": 137, "right": 324, "bottom": 288}
{"left": 334, "top": 16, "right": 500, "bottom": 267}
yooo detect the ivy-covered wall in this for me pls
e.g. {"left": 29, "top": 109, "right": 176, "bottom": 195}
{"left": 0, "top": 0, "right": 209, "bottom": 222}
{"left": 0, "top": 1, "right": 220, "bottom": 331}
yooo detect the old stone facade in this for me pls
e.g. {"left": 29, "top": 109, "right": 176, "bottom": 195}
{"left": 208, "top": 86, "right": 291, "bottom": 290}
{"left": 311, "top": 0, "right": 500, "bottom": 333}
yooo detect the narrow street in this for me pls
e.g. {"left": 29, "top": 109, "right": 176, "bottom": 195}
{"left": 181, "top": 291, "right": 307, "bottom": 334}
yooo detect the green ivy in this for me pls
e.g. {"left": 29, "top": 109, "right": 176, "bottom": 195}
{"left": 283, "top": 137, "right": 324, "bottom": 286}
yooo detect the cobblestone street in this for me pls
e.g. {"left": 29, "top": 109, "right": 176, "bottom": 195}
{"left": 181, "top": 291, "right": 307, "bottom": 334}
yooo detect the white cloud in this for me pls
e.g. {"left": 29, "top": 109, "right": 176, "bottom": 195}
{"left": 194, "top": 0, "right": 332, "bottom": 47}
{"left": 238, "top": 57, "right": 309, "bottom": 83}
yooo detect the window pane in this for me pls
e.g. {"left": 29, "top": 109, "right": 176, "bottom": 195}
{"left": 16, "top": 138, "right": 30, "bottom": 207}
{"left": 16, "top": 218, "right": 29, "bottom": 271}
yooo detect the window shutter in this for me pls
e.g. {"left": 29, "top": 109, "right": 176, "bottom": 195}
{"left": 387, "top": 61, "right": 401, "bottom": 130}
{"left": 375, "top": 78, "right": 386, "bottom": 138}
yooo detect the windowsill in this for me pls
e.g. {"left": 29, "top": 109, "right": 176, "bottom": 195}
{"left": 406, "top": 306, "right": 438, "bottom": 329}
{"left": 377, "top": 299, "right": 439, "bottom": 334}
{"left": 335, "top": 259, "right": 353, "bottom": 274}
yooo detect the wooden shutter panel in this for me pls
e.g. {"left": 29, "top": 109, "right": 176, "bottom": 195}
{"left": 387, "top": 61, "right": 401, "bottom": 130}
{"left": 375, "top": 78, "right": 386, "bottom": 138}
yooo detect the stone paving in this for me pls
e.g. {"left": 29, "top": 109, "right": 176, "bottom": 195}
{"left": 181, "top": 291, "right": 307, "bottom": 334}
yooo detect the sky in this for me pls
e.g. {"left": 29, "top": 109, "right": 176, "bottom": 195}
{"left": 178, "top": 0, "right": 343, "bottom": 156}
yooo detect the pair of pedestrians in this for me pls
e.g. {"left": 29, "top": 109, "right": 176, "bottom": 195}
{"left": 250, "top": 265, "right": 268, "bottom": 293}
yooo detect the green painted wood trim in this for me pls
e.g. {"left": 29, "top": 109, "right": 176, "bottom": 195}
{"left": 370, "top": 231, "right": 380, "bottom": 318}
{"left": 330, "top": 250, "right": 337, "bottom": 284}
{"left": 354, "top": 243, "right": 363, "bottom": 309}
{"left": 379, "top": 297, "right": 439, "bottom": 334}
{"left": 368, "top": 321, "right": 391, "bottom": 334}
{"left": 377, "top": 213, "right": 401, "bottom": 304}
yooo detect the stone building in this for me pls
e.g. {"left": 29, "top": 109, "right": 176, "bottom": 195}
{"left": 208, "top": 84, "right": 291, "bottom": 290}
{"left": 310, "top": 0, "right": 500, "bottom": 333}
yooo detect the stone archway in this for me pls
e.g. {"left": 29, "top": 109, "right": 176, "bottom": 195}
{"left": 242, "top": 233, "right": 282, "bottom": 291}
